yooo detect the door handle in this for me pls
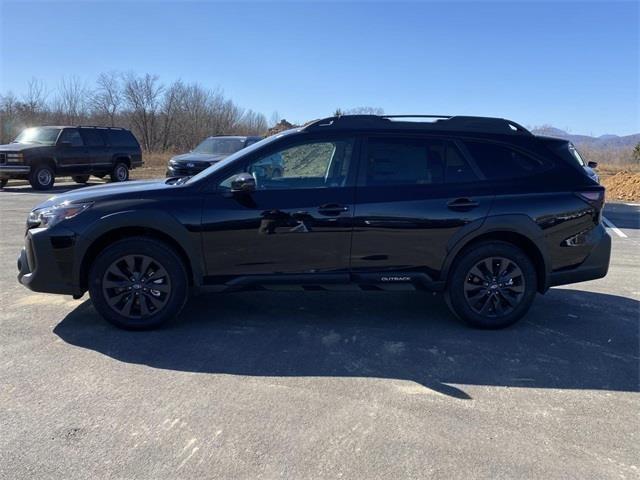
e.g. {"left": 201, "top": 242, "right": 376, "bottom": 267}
{"left": 318, "top": 203, "right": 349, "bottom": 216}
{"left": 447, "top": 198, "right": 479, "bottom": 210}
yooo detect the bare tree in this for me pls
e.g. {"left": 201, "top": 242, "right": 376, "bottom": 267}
{"left": 343, "top": 106, "right": 384, "bottom": 115}
{"left": 91, "top": 72, "right": 122, "bottom": 126}
{"left": 122, "top": 73, "right": 164, "bottom": 150}
{"left": 55, "top": 76, "right": 89, "bottom": 124}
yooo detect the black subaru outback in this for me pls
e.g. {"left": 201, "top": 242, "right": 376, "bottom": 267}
{"left": 0, "top": 126, "right": 142, "bottom": 190}
{"left": 17, "top": 115, "right": 610, "bottom": 330}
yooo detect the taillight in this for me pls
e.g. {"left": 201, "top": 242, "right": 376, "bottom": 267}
{"left": 576, "top": 189, "right": 605, "bottom": 213}
{"left": 576, "top": 190, "right": 603, "bottom": 202}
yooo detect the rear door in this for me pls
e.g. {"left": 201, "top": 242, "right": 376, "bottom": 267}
{"left": 79, "top": 128, "right": 111, "bottom": 172}
{"left": 350, "top": 135, "right": 493, "bottom": 282}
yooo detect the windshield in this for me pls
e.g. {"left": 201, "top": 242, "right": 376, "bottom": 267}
{"left": 187, "top": 132, "right": 296, "bottom": 184}
{"left": 14, "top": 127, "right": 62, "bottom": 145}
{"left": 193, "top": 137, "right": 246, "bottom": 155}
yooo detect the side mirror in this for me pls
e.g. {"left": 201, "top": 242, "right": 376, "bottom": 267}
{"left": 230, "top": 173, "right": 256, "bottom": 193}
{"left": 587, "top": 161, "right": 598, "bottom": 169}
{"left": 59, "top": 141, "right": 72, "bottom": 148}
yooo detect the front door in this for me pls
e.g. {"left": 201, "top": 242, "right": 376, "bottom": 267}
{"left": 201, "top": 136, "right": 358, "bottom": 280}
{"left": 56, "top": 128, "right": 90, "bottom": 173}
{"left": 350, "top": 135, "right": 493, "bottom": 282}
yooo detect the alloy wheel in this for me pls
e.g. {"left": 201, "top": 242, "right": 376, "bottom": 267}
{"left": 463, "top": 256, "right": 525, "bottom": 317}
{"left": 102, "top": 254, "right": 171, "bottom": 319}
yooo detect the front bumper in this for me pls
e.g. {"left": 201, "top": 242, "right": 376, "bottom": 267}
{"left": 166, "top": 163, "right": 210, "bottom": 178}
{"left": 17, "top": 226, "right": 82, "bottom": 296}
{"left": 547, "top": 224, "right": 611, "bottom": 288}
{"left": 0, "top": 165, "right": 31, "bottom": 177}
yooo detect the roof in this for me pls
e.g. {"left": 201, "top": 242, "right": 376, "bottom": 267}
{"left": 205, "top": 135, "right": 263, "bottom": 140}
{"left": 303, "top": 115, "right": 532, "bottom": 136}
{"left": 24, "top": 125, "right": 128, "bottom": 130}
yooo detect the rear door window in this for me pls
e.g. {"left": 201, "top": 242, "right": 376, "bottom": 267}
{"left": 364, "top": 137, "right": 446, "bottom": 186}
{"left": 81, "top": 129, "right": 106, "bottom": 147}
{"left": 463, "top": 141, "right": 546, "bottom": 180}
{"left": 363, "top": 137, "right": 482, "bottom": 186}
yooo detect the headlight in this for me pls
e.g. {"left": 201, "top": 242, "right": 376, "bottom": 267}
{"left": 27, "top": 201, "right": 93, "bottom": 229}
{"left": 7, "top": 153, "right": 24, "bottom": 162}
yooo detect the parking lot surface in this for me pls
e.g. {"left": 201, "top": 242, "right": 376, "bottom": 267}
{"left": 0, "top": 183, "right": 638, "bottom": 479}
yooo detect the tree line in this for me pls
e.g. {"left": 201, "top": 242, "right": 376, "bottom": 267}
{"left": 0, "top": 73, "right": 268, "bottom": 151}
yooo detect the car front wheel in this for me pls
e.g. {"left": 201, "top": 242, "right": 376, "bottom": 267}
{"left": 445, "top": 241, "right": 537, "bottom": 329}
{"left": 29, "top": 164, "right": 55, "bottom": 190}
{"left": 88, "top": 237, "right": 188, "bottom": 329}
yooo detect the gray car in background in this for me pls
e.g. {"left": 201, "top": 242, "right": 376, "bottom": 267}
{"left": 166, "top": 135, "right": 263, "bottom": 177}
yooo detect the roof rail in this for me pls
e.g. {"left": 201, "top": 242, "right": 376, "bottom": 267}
{"left": 76, "top": 125, "right": 125, "bottom": 130}
{"left": 303, "top": 115, "right": 532, "bottom": 135}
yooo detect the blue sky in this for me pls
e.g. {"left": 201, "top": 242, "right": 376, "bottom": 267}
{"left": 1, "top": 1, "right": 638, "bottom": 135}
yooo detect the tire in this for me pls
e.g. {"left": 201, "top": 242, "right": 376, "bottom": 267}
{"left": 444, "top": 241, "right": 537, "bottom": 329}
{"left": 88, "top": 237, "right": 189, "bottom": 330}
{"left": 0, "top": 178, "right": 7, "bottom": 189}
{"left": 29, "top": 164, "right": 55, "bottom": 190}
{"left": 110, "top": 162, "right": 129, "bottom": 182}
{"left": 72, "top": 175, "right": 90, "bottom": 184}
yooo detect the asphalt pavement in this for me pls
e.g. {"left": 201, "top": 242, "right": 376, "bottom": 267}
{"left": 0, "top": 182, "right": 638, "bottom": 479}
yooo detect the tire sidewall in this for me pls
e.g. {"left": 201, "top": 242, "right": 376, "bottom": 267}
{"left": 30, "top": 164, "right": 55, "bottom": 190}
{"left": 111, "top": 162, "right": 129, "bottom": 182}
{"left": 88, "top": 238, "right": 188, "bottom": 330}
{"left": 446, "top": 242, "right": 537, "bottom": 329}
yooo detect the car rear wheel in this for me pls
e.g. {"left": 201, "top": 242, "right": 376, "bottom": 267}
{"left": 88, "top": 237, "right": 188, "bottom": 330}
{"left": 72, "top": 175, "right": 90, "bottom": 184}
{"left": 0, "top": 178, "right": 7, "bottom": 188}
{"left": 110, "top": 162, "right": 129, "bottom": 182}
{"left": 445, "top": 241, "right": 537, "bottom": 329}
{"left": 29, "top": 164, "right": 55, "bottom": 190}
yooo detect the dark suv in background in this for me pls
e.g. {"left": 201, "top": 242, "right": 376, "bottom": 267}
{"left": 166, "top": 135, "right": 263, "bottom": 177}
{"left": 0, "top": 126, "right": 142, "bottom": 190}
{"left": 17, "top": 115, "right": 610, "bottom": 330}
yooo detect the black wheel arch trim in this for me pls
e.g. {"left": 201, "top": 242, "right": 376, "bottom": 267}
{"left": 441, "top": 214, "right": 551, "bottom": 293}
{"left": 75, "top": 209, "right": 204, "bottom": 291}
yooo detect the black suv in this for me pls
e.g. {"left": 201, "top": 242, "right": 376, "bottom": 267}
{"left": 0, "top": 126, "right": 142, "bottom": 190}
{"left": 166, "top": 135, "right": 262, "bottom": 177}
{"left": 17, "top": 115, "right": 611, "bottom": 330}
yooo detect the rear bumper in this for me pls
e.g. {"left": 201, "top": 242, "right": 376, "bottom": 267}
{"left": 547, "top": 226, "right": 611, "bottom": 288}
{"left": 17, "top": 227, "right": 82, "bottom": 296}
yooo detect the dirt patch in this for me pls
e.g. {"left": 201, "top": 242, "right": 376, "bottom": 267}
{"left": 602, "top": 171, "right": 640, "bottom": 202}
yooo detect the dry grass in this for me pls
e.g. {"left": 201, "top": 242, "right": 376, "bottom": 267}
{"left": 130, "top": 151, "right": 174, "bottom": 179}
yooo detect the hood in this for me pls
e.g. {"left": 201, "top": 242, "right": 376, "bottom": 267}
{"left": 0, "top": 142, "right": 47, "bottom": 152}
{"left": 170, "top": 152, "right": 229, "bottom": 164}
{"left": 34, "top": 179, "right": 173, "bottom": 209}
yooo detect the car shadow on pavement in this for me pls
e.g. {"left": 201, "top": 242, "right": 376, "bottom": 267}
{"left": 54, "top": 288, "right": 639, "bottom": 399}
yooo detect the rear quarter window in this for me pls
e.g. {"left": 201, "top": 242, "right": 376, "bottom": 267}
{"left": 463, "top": 141, "right": 548, "bottom": 180}
{"left": 108, "top": 130, "right": 139, "bottom": 147}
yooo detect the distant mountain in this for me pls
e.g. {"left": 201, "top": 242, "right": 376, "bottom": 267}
{"left": 531, "top": 126, "right": 640, "bottom": 150}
